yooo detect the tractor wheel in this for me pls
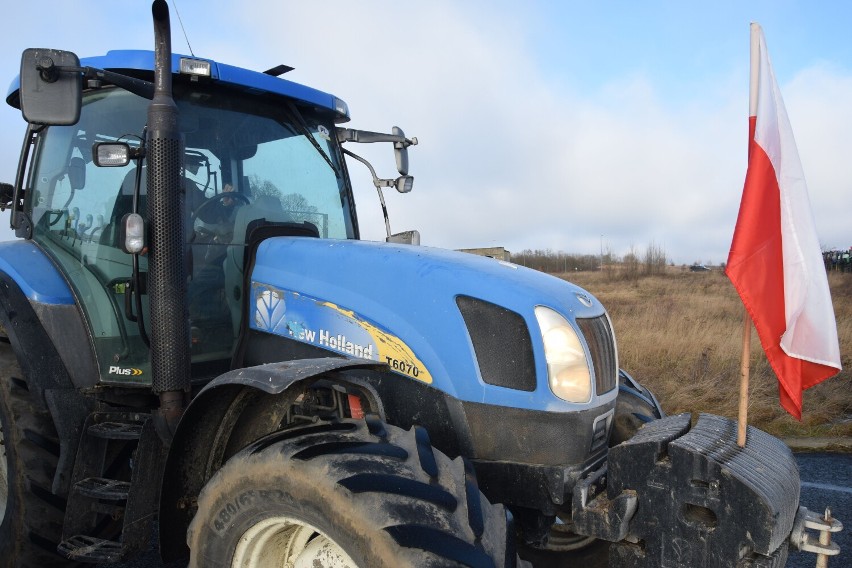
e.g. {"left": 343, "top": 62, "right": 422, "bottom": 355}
{"left": 188, "top": 416, "right": 521, "bottom": 568}
{"left": 609, "top": 369, "right": 665, "bottom": 447}
{"left": 0, "top": 341, "right": 68, "bottom": 566}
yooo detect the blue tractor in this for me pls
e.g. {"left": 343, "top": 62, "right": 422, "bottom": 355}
{"left": 0, "top": 2, "right": 838, "bottom": 566}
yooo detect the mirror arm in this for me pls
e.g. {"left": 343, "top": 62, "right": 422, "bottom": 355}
{"left": 10, "top": 124, "right": 38, "bottom": 235}
{"left": 341, "top": 148, "right": 380, "bottom": 183}
{"left": 337, "top": 127, "right": 418, "bottom": 148}
{"left": 87, "top": 67, "right": 155, "bottom": 99}
{"left": 35, "top": 62, "right": 156, "bottom": 100}
{"left": 340, "top": 148, "right": 398, "bottom": 189}
{"left": 342, "top": 148, "right": 393, "bottom": 239}
{"left": 34, "top": 57, "right": 62, "bottom": 83}
{"left": 80, "top": 66, "right": 155, "bottom": 100}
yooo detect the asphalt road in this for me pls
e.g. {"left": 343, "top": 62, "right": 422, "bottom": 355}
{"left": 786, "top": 453, "right": 851, "bottom": 568}
{"left": 110, "top": 452, "right": 851, "bottom": 568}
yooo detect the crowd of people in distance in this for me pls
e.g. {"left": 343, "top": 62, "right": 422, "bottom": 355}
{"left": 824, "top": 249, "right": 852, "bottom": 273}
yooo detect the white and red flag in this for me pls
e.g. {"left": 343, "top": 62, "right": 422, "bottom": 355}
{"left": 726, "top": 23, "right": 841, "bottom": 419}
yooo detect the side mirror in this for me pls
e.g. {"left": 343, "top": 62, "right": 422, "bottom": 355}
{"left": 68, "top": 156, "right": 86, "bottom": 190}
{"left": 19, "top": 48, "right": 82, "bottom": 125}
{"left": 0, "top": 183, "right": 14, "bottom": 212}
{"left": 338, "top": 126, "right": 418, "bottom": 177}
{"left": 232, "top": 144, "right": 258, "bottom": 160}
{"left": 393, "top": 126, "right": 409, "bottom": 176}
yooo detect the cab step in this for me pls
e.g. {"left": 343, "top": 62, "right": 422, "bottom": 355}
{"left": 59, "top": 412, "right": 166, "bottom": 563}
{"left": 75, "top": 476, "right": 131, "bottom": 500}
{"left": 57, "top": 535, "right": 124, "bottom": 563}
{"left": 88, "top": 418, "right": 145, "bottom": 440}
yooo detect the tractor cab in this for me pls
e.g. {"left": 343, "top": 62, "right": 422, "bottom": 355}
{"left": 9, "top": 51, "right": 358, "bottom": 384}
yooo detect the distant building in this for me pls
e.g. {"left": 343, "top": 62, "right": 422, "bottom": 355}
{"left": 457, "top": 247, "right": 511, "bottom": 262}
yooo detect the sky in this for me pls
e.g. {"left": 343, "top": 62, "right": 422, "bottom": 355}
{"left": 1, "top": 1, "right": 850, "bottom": 265}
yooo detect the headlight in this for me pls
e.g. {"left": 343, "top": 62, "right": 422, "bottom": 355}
{"left": 535, "top": 306, "right": 592, "bottom": 403}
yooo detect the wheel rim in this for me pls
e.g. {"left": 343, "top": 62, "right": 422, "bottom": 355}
{"left": 0, "top": 424, "right": 7, "bottom": 522}
{"left": 232, "top": 516, "right": 358, "bottom": 568}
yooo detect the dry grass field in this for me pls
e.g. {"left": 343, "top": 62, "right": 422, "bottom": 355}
{"left": 561, "top": 268, "right": 851, "bottom": 439}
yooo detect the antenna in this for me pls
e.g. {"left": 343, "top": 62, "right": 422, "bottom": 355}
{"left": 170, "top": 0, "right": 195, "bottom": 56}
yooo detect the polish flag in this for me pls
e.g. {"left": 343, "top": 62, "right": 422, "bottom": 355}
{"left": 726, "top": 24, "right": 841, "bottom": 419}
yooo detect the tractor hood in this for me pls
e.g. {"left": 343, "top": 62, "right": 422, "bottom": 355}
{"left": 247, "top": 238, "right": 618, "bottom": 412}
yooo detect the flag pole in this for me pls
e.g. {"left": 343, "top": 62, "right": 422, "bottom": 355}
{"left": 738, "top": 310, "right": 752, "bottom": 447}
{"left": 737, "top": 23, "right": 761, "bottom": 448}
{"left": 749, "top": 23, "right": 760, "bottom": 128}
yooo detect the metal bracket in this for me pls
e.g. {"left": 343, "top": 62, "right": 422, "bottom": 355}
{"left": 576, "top": 463, "right": 609, "bottom": 509}
{"left": 789, "top": 506, "right": 842, "bottom": 558}
{"left": 571, "top": 463, "right": 639, "bottom": 543}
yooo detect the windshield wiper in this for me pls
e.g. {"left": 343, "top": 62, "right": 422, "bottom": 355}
{"left": 283, "top": 101, "right": 340, "bottom": 179}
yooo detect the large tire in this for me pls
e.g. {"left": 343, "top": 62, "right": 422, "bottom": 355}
{"left": 0, "top": 341, "right": 68, "bottom": 566}
{"left": 188, "top": 416, "right": 520, "bottom": 568}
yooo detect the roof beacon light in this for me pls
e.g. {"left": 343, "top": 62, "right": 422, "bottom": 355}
{"left": 180, "top": 58, "right": 211, "bottom": 77}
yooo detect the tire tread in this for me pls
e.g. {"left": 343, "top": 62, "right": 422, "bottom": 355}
{"left": 188, "top": 417, "right": 517, "bottom": 567}
{"left": 0, "top": 344, "right": 69, "bottom": 566}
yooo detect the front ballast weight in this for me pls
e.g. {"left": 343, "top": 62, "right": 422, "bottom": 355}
{"left": 572, "top": 412, "right": 843, "bottom": 567}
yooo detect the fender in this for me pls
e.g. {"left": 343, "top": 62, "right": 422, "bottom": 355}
{"left": 0, "top": 240, "right": 99, "bottom": 389}
{"left": 0, "top": 240, "right": 75, "bottom": 306}
{"left": 0, "top": 241, "right": 96, "bottom": 498}
{"left": 158, "top": 357, "right": 387, "bottom": 561}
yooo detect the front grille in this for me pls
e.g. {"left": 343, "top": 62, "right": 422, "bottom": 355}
{"left": 456, "top": 296, "right": 537, "bottom": 391}
{"left": 576, "top": 315, "right": 617, "bottom": 395}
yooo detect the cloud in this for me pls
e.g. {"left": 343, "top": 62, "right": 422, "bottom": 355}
{"left": 217, "top": 1, "right": 816, "bottom": 264}
{"left": 0, "top": 1, "right": 849, "bottom": 264}
{"left": 784, "top": 65, "right": 852, "bottom": 251}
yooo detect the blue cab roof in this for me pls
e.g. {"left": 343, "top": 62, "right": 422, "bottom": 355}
{"left": 6, "top": 49, "right": 349, "bottom": 121}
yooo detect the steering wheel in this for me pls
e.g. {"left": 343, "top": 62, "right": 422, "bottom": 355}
{"left": 190, "top": 191, "right": 251, "bottom": 224}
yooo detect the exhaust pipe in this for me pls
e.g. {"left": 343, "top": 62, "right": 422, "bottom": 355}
{"left": 148, "top": 0, "right": 190, "bottom": 441}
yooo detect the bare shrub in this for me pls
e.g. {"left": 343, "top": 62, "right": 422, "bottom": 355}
{"left": 566, "top": 270, "right": 852, "bottom": 438}
{"left": 643, "top": 240, "right": 667, "bottom": 276}
{"left": 622, "top": 246, "right": 640, "bottom": 281}
{"left": 511, "top": 249, "right": 600, "bottom": 273}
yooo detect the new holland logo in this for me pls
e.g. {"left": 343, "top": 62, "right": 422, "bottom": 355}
{"left": 108, "top": 366, "right": 143, "bottom": 377}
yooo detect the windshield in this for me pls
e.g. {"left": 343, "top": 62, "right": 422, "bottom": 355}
{"left": 26, "top": 85, "right": 355, "bottom": 384}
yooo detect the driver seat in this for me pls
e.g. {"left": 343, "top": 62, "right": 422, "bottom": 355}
{"left": 100, "top": 168, "right": 148, "bottom": 248}
{"left": 224, "top": 195, "right": 294, "bottom": 335}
